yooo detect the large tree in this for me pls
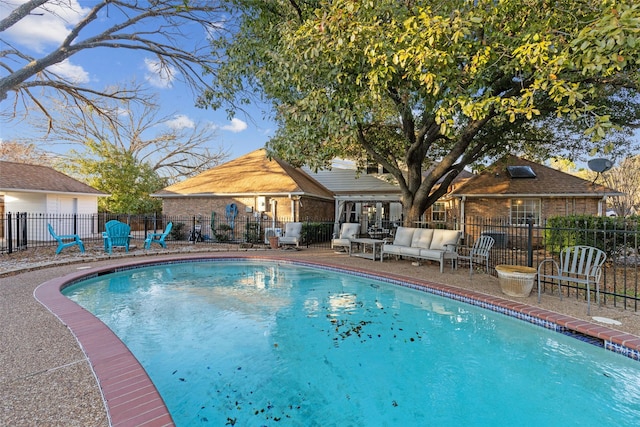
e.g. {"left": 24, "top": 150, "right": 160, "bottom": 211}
{"left": 0, "top": 140, "right": 53, "bottom": 165}
{"left": 43, "top": 94, "right": 229, "bottom": 213}
{"left": 62, "top": 139, "right": 166, "bottom": 213}
{"left": 0, "top": 0, "right": 226, "bottom": 127}
{"left": 601, "top": 154, "right": 640, "bottom": 216}
{"left": 37, "top": 94, "right": 229, "bottom": 183}
{"left": 205, "top": 0, "right": 640, "bottom": 224}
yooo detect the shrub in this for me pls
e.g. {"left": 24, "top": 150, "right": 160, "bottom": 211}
{"left": 545, "top": 215, "right": 639, "bottom": 256}
{"left": 169, "top": 222, "right": 187, "bottom": 241}
{"left": 302, "top": 222, "right": 333, "bottom": 244}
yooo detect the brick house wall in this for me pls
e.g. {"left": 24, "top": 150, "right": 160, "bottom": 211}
{"left": 162, "top": 195, "right": 333, "bottom": 222}
{"left": 460, "top": 197, "right": 601, "bottom": 220}
{"left": 455, "top": 196, "right": 603, "bottom": 248}
{"left": 298, "top": 197, "right": 334, "bottom": 220}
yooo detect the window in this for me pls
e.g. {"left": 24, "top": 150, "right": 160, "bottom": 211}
{"left": 432, "top": 202, "right": 446, "bottom": 223}
{"left": 366, "top": 159, "right": 389, "bottom": 174}
{"left": 510, "top": 199, "right": 540, "bottom": 225}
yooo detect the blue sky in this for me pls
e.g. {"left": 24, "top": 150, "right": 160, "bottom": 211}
{"left": 0, "top": 0, "right": 275, "bottom": 160}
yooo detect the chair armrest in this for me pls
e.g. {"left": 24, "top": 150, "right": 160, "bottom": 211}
{"left": 444, "top": 243, "right": 459, "bottom": 253}
{"left": 537, "top": 258, "right": 559, "bottom": 275}
{"left": 57, "top": 233, "right": 81, "bottom": 239}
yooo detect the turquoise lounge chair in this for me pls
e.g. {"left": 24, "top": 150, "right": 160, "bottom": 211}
{"left": 144, "top": 222, "right": 172, "bottom": 249}
{"left": 48, "top": 223, "right": 85, "bottom": 255}
{"left": 103, "top": 221, "right": 131, "bottom": 254}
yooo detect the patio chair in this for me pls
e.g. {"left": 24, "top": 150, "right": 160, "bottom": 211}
{"left": 537, "top": 245, "right": 607, "bottom": 315}
{"left": 279, "top": 222, "right": 303, "bottom": 248}
{"left": 144, "top": 222, "right": 173, "bottom": 249}
{"left": 102, "top": 220, "right": 120, "bottom": 251}
{"left": 331, "top": 223, "right": 360, "bottom": 254}
{"left": 454, "top": 235, "right": 495, "bottom": 276}
{"left": 103, "top": 221, "right": 131, "bottom": 254}
{"left": 47, "top": 223, "right": 85, "bottom": 255}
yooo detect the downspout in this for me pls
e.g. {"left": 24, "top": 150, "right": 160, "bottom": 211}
{"left": 288, "top": 194, "right": 301, "bottom": 222}
{"left": 270, "top": 199, "right": 276, "bottom": 228}
{"left": 598, "top": 195, "right": 607, "bottom": 216}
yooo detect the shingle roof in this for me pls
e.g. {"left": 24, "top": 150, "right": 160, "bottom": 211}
{"left": 450, "top": 155, "right": 623, "bottom": 197}
{"left": 303, "top": 167, "right": 402, "bottom": 195}
{"left": 0, "top": 161, "right": 106, "bottom": 195}
{"left": 154, "top": 149, "right": 334, "bottom": 199}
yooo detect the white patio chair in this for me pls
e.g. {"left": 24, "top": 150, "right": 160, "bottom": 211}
{"left": 455, "top": 235, "right": 495, "bottom": 276}
{"left": 279, "top": 222, "right": 303, "bottom": 248}
{"left": 331, "top": 223, "right": 360, "bottom": 254}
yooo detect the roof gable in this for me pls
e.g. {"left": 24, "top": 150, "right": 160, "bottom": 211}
{"left": 0, "top": 161, "right": 106, "bottom": 195}
{"left": 451, "top": 156, "right": 622, "bottom": 197}
{"left": 156, "top": 149, "right": 333, "bottom": 198}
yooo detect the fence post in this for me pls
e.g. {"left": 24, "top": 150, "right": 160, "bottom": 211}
{"left": 7, "top": 212, "right": 12, "bottom": 254}
{"left": 306, "top": 216, "right": 310, "bottom": 248}
{"left": 527, "top": 218, "right": 534, "bottom": 267}
{"left": 20, "top": 212, "right": 27, "bottom": 250}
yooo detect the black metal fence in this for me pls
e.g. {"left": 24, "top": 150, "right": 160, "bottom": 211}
{"left": 2, "top": 212, "right": 639, "bottom": 310}
{"left": 0, "top": 212, "right": 340, "bottom": 251}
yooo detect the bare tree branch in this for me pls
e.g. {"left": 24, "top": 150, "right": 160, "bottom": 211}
{"left": 29, "top": 91, "right": 229, "bottom": 183}
{"left": 0, "top": 0, "right": 49, "bottom": 32}
{"left": 0, "top": 0, "right": 227, "bottom": 125}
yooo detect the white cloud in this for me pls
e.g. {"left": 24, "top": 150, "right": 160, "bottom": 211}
{"left": 220, "top": 118, "right": 248, "bottom": 133}
{"left": 144, "top": 58, "right": 177, "bottom": 89}
{"left": 46, "top": 59, "right": 90, "bottom": 84}
{"left": 205, "top": 20, "right": 226, "bottom": 40}
{"left": 0, "top": 0, "right": 91, "bottom": 52}
{"left": 165, "top": 114, "right": 195, "bottom": 130}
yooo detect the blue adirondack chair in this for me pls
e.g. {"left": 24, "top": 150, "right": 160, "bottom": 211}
{"left": 48, "top": 223, "right": 85, "bottom": 255}
{"left": 102, "top": 220, "right": 120, "bottom": 251}
{"left": 144, "top": 222, "right": 173, "bottom": 249}
{"left": 103, "top": 221, "right": 131, "bottom": 254}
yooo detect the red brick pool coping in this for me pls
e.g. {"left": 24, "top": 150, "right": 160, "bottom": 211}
{"left": 34, "top": 253, "right": 640, "bottom": 427}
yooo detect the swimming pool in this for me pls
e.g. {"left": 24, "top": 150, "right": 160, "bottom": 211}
{"left": 62, "top": 259, "right": 640, "bottom": 426}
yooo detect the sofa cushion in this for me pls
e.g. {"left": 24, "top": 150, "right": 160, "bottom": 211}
{"left": 411, "top": 228, "right": 434, "bottom": 249}
{"left": 418, "top": 248, "right": 445, "bottom": 261}
{"left": 399, "top": 246, "right": 422, "bottom": 257}
{"left": 382, "top": 244, "right": 403, "bottom": 255}
{"left": 430, "top": 230, "right": 460, "bottom": 251}
{"left": 340, "top": 223, "right": 360, "bottom": 239}
{"left": 393, "top": 227, "right": 415, "bottom": 247}
{"left": 332, "top": 238, "right": 351, "bottom": 247}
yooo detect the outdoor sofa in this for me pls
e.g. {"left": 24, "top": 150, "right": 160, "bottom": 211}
{"left": 380, "top": 226, "right": 461, "bottom": 273}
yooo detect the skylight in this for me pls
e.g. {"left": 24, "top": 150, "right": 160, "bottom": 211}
{"left": 506, "top": 165, "right": 536, "bottom": 178}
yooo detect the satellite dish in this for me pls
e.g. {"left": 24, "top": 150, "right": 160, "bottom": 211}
{"left": 587, "top": 158, "right": 613, "bottom": 173}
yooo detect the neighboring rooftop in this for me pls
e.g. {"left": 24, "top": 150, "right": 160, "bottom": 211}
{"left": 0, "top": 161, "right": 106, "bottom": 195}
{"left": 303, "top": 166, "right": 402, "bottom": 198}
{"left": 451, "top": 156, "right": 623, "bottom": 197}
{"left": 153, "top": 149, "right": 333, "bottom": 199}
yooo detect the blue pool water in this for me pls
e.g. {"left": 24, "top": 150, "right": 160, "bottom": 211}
{"left": 63, "top": 261, "right": 640, "bottom": 426}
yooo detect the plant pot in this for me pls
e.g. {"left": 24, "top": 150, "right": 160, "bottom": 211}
{"left": 495, "top": 265, "right": 537, "bottom": 297}
{"left": 269, "top": 236, "right": 280, "bottom": 249}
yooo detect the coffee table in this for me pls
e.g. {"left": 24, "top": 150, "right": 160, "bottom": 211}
{"left": 350, "top": 238, "right": 384, "bottom": 261}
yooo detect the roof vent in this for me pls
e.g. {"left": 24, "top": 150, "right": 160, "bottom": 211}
{"left": 506, "top": 165, "right": 536, "bottom": 178}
